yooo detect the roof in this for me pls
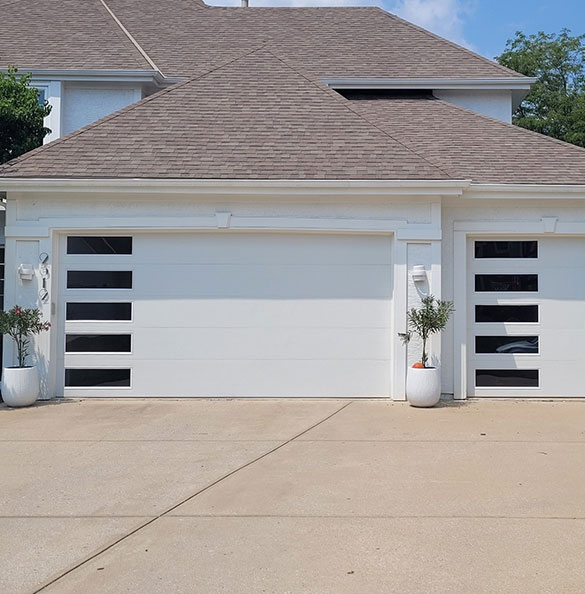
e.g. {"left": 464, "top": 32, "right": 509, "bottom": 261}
{"left": 0, "top": 0, "right": 150, "bottom": 70}
{"left": 0, "top": 48, "right": 448, "bottom": 180}
{"left": 3, "top": 46, "right": 585, "bottom": 184}
{"left": 1, "top": 0, "right": 521, "bottom": 80}
{"left": 351, "top": 95, "right": 585, "bottom": 185}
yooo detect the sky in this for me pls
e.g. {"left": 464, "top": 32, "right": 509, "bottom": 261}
{"left": 205, "top": 0, "right": 584, "bottom": 60}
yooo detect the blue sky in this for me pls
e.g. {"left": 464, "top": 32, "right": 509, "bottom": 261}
{"left": 206, "top": 0, "right": 584, "bottom": 60}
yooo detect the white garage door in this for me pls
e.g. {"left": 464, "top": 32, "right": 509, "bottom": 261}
{"left": 468, "top": 237, "right": 585, "bottom": 397}
{"left": 58, "top": 232, "right": 393, "bottom": 397}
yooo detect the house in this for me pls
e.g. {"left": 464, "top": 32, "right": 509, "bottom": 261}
{"left": 1, "top": 0, "right": 585, "bottom": 400}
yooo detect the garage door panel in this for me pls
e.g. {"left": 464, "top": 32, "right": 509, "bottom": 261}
{"left": 131, "top": 299, "right": 391, "bottom": 329}
{"left": 128, "top": 359, "right": 391, "bottom": 397}
{"left": 124, "top": 327, "right": 391, "bottom": 360}
{"left": 128, "top": 264, "right": 392, "bottom": 299}
{"left": 60, "top": 231, "right": 393, "bottom": 398}
{"left": 130, "top": 233, "right": 393, "bottom": 266}
{"left": 469, "top": 236, "right": 585, "bottom": 397}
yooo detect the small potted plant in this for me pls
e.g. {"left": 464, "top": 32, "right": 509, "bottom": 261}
{"left": 0, "top": 306, "right": 51, "bottom": 407}
{"left": 399, "top": 295, "right": 454, "bottom": 407}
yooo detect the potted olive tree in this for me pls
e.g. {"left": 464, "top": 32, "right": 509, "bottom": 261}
{"left": 399, "top": 296, "right": 454, "bottom": 407}
{"left": 0, "top": 306, "right": 50, "bottom": 407}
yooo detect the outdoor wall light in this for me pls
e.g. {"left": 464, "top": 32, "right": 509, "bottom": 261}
{"left": 411, "top": 265, "right": 427, "bottom": 283}
{"left": 18, "top": 264, "right": 34, "bottom": 281}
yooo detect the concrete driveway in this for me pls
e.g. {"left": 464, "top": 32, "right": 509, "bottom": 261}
{"left": 2, "top": 398, "right": 585, "bottom": 594}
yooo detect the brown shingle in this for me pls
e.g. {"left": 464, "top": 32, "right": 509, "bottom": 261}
{"left": 351, "top": 96, "right": 585, "bottom": 185}
{"left": 0, "top": 0, "right": 150, "bottom": 70}
{"left": 106, "top": 1, "right": 521, "bottom": 79}
{"left": 1, "top": 0, "right": 520, "bottom": 80}
{"left": 0, "top": 48, "right": 449, "bottom": 180}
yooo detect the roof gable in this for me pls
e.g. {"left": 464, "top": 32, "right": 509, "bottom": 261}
{"left": 0, "top": 48, "right": 449, "bottom": 180}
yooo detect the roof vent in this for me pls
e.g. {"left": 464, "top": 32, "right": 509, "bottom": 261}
{"left": 241, "top": 0, "right": 249, "bottom": 6}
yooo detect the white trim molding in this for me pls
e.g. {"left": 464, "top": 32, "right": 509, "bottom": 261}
{"left": 0, "top": 178, "right": 471, "bottom": 196}
{"left": 322, "top": 77, "right": 537, "bottom": 91}
{"left": 4, "top": 213, "right": 443, "bottom": 239}
{"left": 466, "top": 184, "right": 585, "bottom": 200}
{"left": 4, "top": 68, "right": 182, "bottom": 88}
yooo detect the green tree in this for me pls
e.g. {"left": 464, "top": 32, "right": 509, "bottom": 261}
{"left": 0, "top": 67, "right": 52, "bottom": 164}
{"left": 496, "top": 29, "right": 585, "bottom": 147}
{"left": 398, "top": 296, "right": 454, "bottom": 368}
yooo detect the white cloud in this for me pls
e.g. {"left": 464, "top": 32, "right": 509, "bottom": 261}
{"left": 386, "top": 0, "right": 476, "bottom": 49}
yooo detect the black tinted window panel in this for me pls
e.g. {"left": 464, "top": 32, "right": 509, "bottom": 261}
{"left": 65, "top": 368, "right": 131, "bottom": 387}
{"left": 475, "top": 369, "right": 539, "bottom": 388}
{"left": 66, "top": 302, "right": 132, "bottom": 321}
{"left": 475, "top": 241, "right": 537, "bottom": 259}
{"left": 66, "top": 334, "right": 131, "bottom": 353}
{"left": 475, "top": 305, "right": 539, "bottom": 323}
{"left": 475, "top": 275, "right": 538, "bottom": 292}
{"left": 67, "top": 236, "right": 132, "bottom": 255}
{"left": 475, "top": 336, "right": 539, "bottom": 354}
{"left": 67, "top": 271, "right": 132, "bottom": 289}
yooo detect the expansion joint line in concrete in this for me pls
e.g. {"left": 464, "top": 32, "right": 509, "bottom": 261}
{"left": 31, "top": 400, "right": 354, "bottom": 594}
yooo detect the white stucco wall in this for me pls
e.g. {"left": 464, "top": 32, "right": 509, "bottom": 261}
{"left": 433, "top": 90, "right": 513, "bottom": 123}
{"left": 61, "top": 83, "right": 142, "bottom": 135}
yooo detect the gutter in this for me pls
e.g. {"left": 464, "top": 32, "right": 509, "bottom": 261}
{"left": 322, "top": 77, "right": 537, "bottom": 90}
{"left": 0, "top": 68, "right": 184, "bottom": 88}
{"left": 0, "top": 178, "right": 472, "bottom": 196}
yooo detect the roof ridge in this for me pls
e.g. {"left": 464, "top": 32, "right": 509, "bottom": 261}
{"left": 99, "top": 0, "right": 162, "bottom": 73}
{"left": 429, "top": 95, "right": 585, "bottom": 155}
{"left": 0, "top": 44, "right": 269, "bottom": 173}
{"left": 262, "top": 47, "right": 455, "bottom": 179}
{"left": 375, "top": 7, "right": 523, "bottom": 79}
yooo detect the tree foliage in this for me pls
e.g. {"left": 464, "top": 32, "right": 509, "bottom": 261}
{"left": 0, "top": 306, "right": 51, "bottom": 368}
{"left": 496, "top": 29, "right": 585, "bottom": 147}
{"left": 399, "top": 296, "right": 454, "bottom": 368}
{"left": 0, "top": 67, "right": 52, "bottom": 164}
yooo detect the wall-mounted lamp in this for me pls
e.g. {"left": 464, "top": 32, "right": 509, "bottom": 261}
{"left": 18, "top": 264, "right": 34, "bottom": 281}
{"left": 411, "top": 265, "right": 427, "bottom": 283}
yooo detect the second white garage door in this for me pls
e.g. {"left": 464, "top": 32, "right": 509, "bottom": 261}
{"left": 59, "top": 232, "right": 393, "bottom": 397}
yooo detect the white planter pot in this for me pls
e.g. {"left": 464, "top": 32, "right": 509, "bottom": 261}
{"left": 2, "top": 366, "right": 40, "bottom": 408}
{"left": 406, "top": 366, "right": 441, "bottom": 408}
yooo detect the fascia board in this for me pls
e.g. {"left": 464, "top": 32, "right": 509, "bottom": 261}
{"left": 0, "top": 178, "right": 471, "bottom": 196}
{"left": 3, "top": 68, "right": 183, "bottom": 87}
{"left": 323, "top": 77, "right": 537, "bottom": 90}
{"left": 466, "top": 183, "right": 585, "bottom": 200}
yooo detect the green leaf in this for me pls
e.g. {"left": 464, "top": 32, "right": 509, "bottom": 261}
{"left": 0, "top": 67, "right": 52, "bottom": 164}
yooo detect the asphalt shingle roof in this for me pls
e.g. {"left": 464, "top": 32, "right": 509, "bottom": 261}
{"left": 0, "top": 0, "right": 151, "bottom": 70}
{"left": 352, "top": 96, "right": 585, "bottom": 185}
{"left": 2, "top": 46, "right": 584, "bottom": 185}
{"left": 1, "top": 0, "right": 521, "bottom": 80}
{"left": 0, "top": 48, "right": 448, "bottom": 180}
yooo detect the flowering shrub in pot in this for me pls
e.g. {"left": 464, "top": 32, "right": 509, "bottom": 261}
{"left": 399, "top": 296, "right": 454, "bottom": 408}
{"left": 0, "top": 306, "right": 51, "bottom": 407}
